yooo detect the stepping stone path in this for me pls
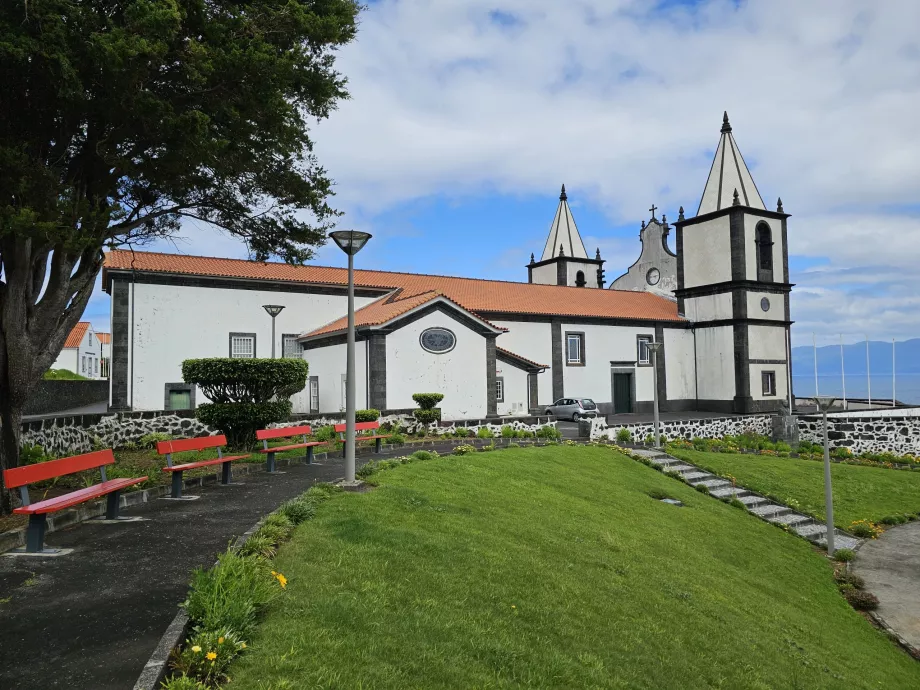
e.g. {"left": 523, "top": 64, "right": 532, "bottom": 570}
{"left": 631, "top": 448, "right": 861, "bottom": 551}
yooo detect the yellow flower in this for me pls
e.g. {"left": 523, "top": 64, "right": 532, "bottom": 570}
{"left": 277, "top": 574, "right": 287, "bottom": 589}
{"left": 191, "top": 645, "right": 202, "bottom": 653}
{"left": 206, "top": 651, "right": 217, "bottom": 661}
{"left": 240, "top": 642, "right": 247, "bottom": 649}
{"left": 218, "top": 637, "right": 225, "bottom": 644}
{"left": 271, "top": 570, "right": 278, "bottom": 576}
{"left": 511, "top": 605, "right": 516, "bottom": 609}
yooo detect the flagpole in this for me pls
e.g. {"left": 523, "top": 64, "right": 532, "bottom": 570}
{"left": 866, "top": 335, "right": 872, "bottom": 409}
{"left": 840, "top": 334, "right": 847, "bottom": 411}
{"left": 813, "top": 332, "right": 819, "bottom": 397}
{"left": 892, "top": 338, "right": 896, "bottom": 408}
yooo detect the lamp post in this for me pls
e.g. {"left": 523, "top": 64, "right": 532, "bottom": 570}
{"left": 813, "top": 395, "right": 837, "bottom": 555}
{"left": 262, "top": 305, "right": 285, "bottom": 358}
{"left": 329, "top": 229, "right": 373, "bottom": 485}
{"left": 647, "top": 341, "right": 663, "bottom": 448}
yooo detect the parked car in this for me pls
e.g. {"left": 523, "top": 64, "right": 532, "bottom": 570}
{"left": 544, "top": 397, "right": 599, "bottom": 421}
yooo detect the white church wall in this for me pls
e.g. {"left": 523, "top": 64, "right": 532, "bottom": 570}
{"left": 496, "top": 364, "right": 528, "bottom": 416}
{"left": 127, "top": 281, "right": 376, "bottom": 410}
{"left": 747, "top": 324, "right": 787, "bottom": 360}
{"left": 566, "top": 262, "right": 598, "bottom": 288}
{"left": 664, "top": 329, "right": 695, "bottom": 400}
{"left": 529, "top": 264, "right": 556, "bottom": 285}
{"left": 490, "top": 320, "right": 553, "bottom": 405}
{"left": 561, "top": 323, "right": 656, "bottom": 404}
{"left": 682, "top": 293, "right": 732, "bottom": 322}
{"left": 300, "top": 341, "right": 367, "bottom": 414}
{"left": 746, "top": 292, "right": 785, "bottom": 321}
{"left": 386, "top": 311, "right": 487, "bottom": 419}
{"left": 743, "top": 215, "right": 784, "bottom": 282}
{"left": 695, "top": 326, "right": 736, "bottom": 400}
{"left": 749, "top": 362, "right": 788, "bottom": 401}
{"left": 682, "top": 215, "right": 731, "bottom": 288}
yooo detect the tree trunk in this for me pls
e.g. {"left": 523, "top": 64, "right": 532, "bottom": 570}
{"left": 0, "top": 397, "right": 22, "bottom": 514}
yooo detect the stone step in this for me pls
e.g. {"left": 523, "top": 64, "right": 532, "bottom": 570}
{"left": 736, "top": 494, "right": 770, "bottom": 507}
{"left": 766, "top": 513, "right": 812, "bottom": 527}
{"left": 667, "top": 464, "right": 696, "bottom": 472}
{"left": 814, "top": 534, "right": 861, "bottom": 551}
{"left": 693, "top": 478, "right": 730, "bottom": 489}
{"left": 710, "top": 486, "right": 747, "bottom": 498}
{"left": 792, "top": 523, "right": 829, "bottom": 539}
{"left": 749, "top": 503, "right": 791, "bottom": 518}
{"left": 648, "top": 456, "right": 674, "bottom": 466}
{"left": 681, "top": 471, "right": 711, "bottom": 481}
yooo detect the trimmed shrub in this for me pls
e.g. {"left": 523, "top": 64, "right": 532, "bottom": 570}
{"left": 695, "top": 484, "right": 710, "bottom": 494}
{"left": 880, "top": 514, "right": 909, "bottom": 525}
{"left": 844, "top": 589, "right": 880, "bottom": 611}
{"left": 412, "top": 393, "right": 444, "bottom": 409}
{"left": 501, "top": 425, "right": 516, "bottom": 438}
{"left": 355, "top": 409, "right": 380, "bottom": 422}
{"left": 615, "top": 428, "right": 633, "bottom": 444}
{"left": 410, "top": 450, "right": 439, "bottom": 462}
{"left": 536, "top": 425, "right": 561, "bottom": 440}
{"left": 834, "top": 570, "right": 864, "bottom": 588}
{"left": 729, "top": 497, "right": 747, "bottom": 510}
{"left": 389, "top": 432, "right": 406, "bottom": 445}
{"left": 849, "top": 520, "right": 883, "bottom": 539}
{"left": 414, "top": 409, "right": 441, "bottom": 425}
{"left": 182, "top": 358, "right": 308, "bottom": 448}
{"left": 477, "top": 427, "right": 495, "bottom": 439}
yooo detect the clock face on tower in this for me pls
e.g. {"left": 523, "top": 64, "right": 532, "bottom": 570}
{"left": 646, "top": 268, "right": 661, "bottom": 286}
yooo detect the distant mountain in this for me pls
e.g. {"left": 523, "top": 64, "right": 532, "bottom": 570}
{"left": 791, "top": 338, "right": 920, "bottom": 376}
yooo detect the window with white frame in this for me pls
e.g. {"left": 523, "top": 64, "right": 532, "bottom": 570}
{"left": 82, "top": 355, "right": 87, "bottom": 373}
{"left": 282, "top": 334, "right": 300, "bottom": 359}
{"left": 762, "top": 371, "right": 776, "bottom": 396}
{"left": 566, "top": 333, "right": 584, "bottom": 365}
{"left": 496, "top": 377, "right": 504, "bottom": 403}
{"left": 230, "top": 333, "right": 256, "bottom": 358}
{"left": 309, "top": 376, "right": 319, "bottom": 412}
{"left": 637, "top": 336, "right": 652, "bottom": 365}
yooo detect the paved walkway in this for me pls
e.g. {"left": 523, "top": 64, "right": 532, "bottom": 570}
{"left": 0, "top": 444, "right": 457, "bottom": 690}
{"left": 854, "top": 521, "right": 920, "bottom": 651}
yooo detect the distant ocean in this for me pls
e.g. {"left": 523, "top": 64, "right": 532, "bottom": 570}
{"left": 791, "top": 374, "right": 920, "bottom": 405}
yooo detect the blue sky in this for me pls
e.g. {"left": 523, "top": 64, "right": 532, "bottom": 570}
{"left": 83, "top": 0, "right": 920, "bottom": 348}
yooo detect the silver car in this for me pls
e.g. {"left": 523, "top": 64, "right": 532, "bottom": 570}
{"left": 544, "top": 397, "right": 599, "bottom": 421}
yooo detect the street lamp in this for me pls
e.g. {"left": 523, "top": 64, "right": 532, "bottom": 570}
{"left": 647, "top": 341, "right": 663, "bottom": 448}
{"left": 329, "top": 230, "right": 373, "bottom": 485}
{"left": 262, "top": 305, "right": 286, "bottom": 358}
{"left": 813, "top": 395, "right": 837, "bottom": 555}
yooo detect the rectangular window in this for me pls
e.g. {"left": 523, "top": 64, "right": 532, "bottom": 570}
{"left": 566, "top": 332, "right": 585, "bottom": 365}
{"left": 82, "top": 356, "right": 86, "bottom": 373}
{"left": 229, "top": 333, "right": 256, "bottom": 358}
{"left": 309, "top": 376, "right": 319, "bottom": 413}
{"left": 94, "top": 358, "right": 99, "bottom": 375}
{"left": 637, "top": 336, "right": 652, "bottom": 365}
{"left": 496, "top": 377, "right": 504, "bottom": 403}
{"left": 282, "top": 334, "right": 301, "bottom": 359}
{"left": 762, "top": 371, "right": 776, "bottom": 396}
{"left": 168, "top": 389, "right": 192, "bottom": 410}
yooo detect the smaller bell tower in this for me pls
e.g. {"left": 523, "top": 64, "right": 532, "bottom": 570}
{"left": 528, "top": 185, "right": 606, "bottom": 288}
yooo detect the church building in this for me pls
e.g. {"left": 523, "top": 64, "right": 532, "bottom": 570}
{"left": 102, "top": 114, "right": 793, "bottom": 419}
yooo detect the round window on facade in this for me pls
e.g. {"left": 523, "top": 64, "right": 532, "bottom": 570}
{"left": 646, "top": 267, "right": 661, "bottom": 285}
{"left": 761, "top": 297, "right": 771, "bottom": 312}
{"left": 420, "top": 327, "right": 457, "bottom": 354}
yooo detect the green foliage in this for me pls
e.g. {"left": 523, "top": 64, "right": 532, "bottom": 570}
{"left": 138, "top": 432, "right": 173, "bottom": 449}
{"left": 314, "top": 425, "right": 336, "bottom": 442}
{"left": 695, "top": 483, "right": 710, "bottom": 494}
{"left": 42, "top": 369, "right": 89, "bottom": 380}
{"left": 413, "top": 409, "right": 441, "bottom": 425}
{"left": 160, "top": 675, "right": 208, "bottom": 690}
{"left": 238, "top": 534, "right": 278, "bottom": 560}
{"left": 182, "top": 359, "right": 308, "bottom": 404}
{"left": 453, "top": 444, "right": 477, "bottom": 456}
{"left": 615, "top": 428, "right": 634, "bottom": 444}
{"left": 501, "top": 425, "right": 516, "bottom": 438}
{"left": 412, "top": 393, "right": 444, "bottom": 410}
{"left": 647, "top": 488, "right": 674, "bottom": 501}
{"left": 453, "top": 427, "right": 472, "bottom": 438}
{"left": 410, "top": 450, "right": 439, "bottom": 462}
{"left": 195, "top": 401, "right": 292, "bottom": 449}
{"left": 184, "top": 550, "right": 280, "bottom": 639}
{"left": 535, "top": 425, "right": 562, "bottom": 440}
{"left": 508, "top": 442, "right": 520, "bottom": 448}
{"left": 355, "top": 409, "right": 380, "bottom": 422}
{"left": 834, "top": 570, "right": 863, "bottom": 588}
{"left": 832, "top": 446, "right": 853, "bottom": 459}
{"left": 277, "top": 498, "right": 316, "bottom": 526}
{"left": 833, "top": 548, "right": 856, "bottom": 563}
{"left": 389, "top": 433, "right": 406, "bottom": 445}
{"left": 170, "top": 628, "right": 246, "bottom": 687}
{"left": 19, "top": 444, "right": 48, "bottom": 465}
{"left": 729, "top": 497, "right": 747, "bottom": 510}
{"left": 476, "top": 427, "right": 495, "bottom": 439}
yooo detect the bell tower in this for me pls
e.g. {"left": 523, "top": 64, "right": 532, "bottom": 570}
{"left": 673, "top": 113, "right": 793, "bottom": 414}
{"left": 528, "top": 185, "right": 606, "bottom": 288}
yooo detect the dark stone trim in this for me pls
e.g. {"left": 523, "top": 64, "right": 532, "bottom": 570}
{"left": 164, "top": 383, "right": 196, "bottom": 411}
{"left": 367, "top": 334, "right": 387, "bottom": 410}
{"left": 527, "top": 255, "right": 604, "bottom": 270}
{"left": 103, "top": 270, "right": 389, "bottom": 299}
{"left": 301, "top": 329, "right": 372, "bottom": 350}
{"left": 781, "top": 216, "right": 790, "bottom": 285}
{"left": 729, "top": 208, "right": 746, "bottom": 281}
{"left": 674, "top": 205, "right": 790, "bottom": 230}
{"left": 228, "top": 332, "right": 257, "bottom": 358}
{"left": 495, "top": 376, "right": 505, "bottom": 403}
{"left": 692, "top": 317, "right": 793, "bottom": 328}
{"left": 654, "top": 324, "right": 667, "bottom": 405}
{"left": 496, "top": 349, "right": 545, "bottom": 373}
{"left": 551, "top": 320, "right": 563, "bottom": 400}
{"left": 528, "top": 373, "right": 539, "bottom": 413}
{"left": 556, "top": 260, "right": 567, "bottom": 286}
{"left": 610, "top": 366, "right": 637, "bottom": 414}
{"left": 675, "top": 223, "right": 685, "bottom": 314}
{"left": 761, "top": 370, "right": 777, "bottom": 397}
{"left": 476, "top": 312, "right": 690, "bottom": 329}
{"left": 308, "top": 376, "right": 319, "bottom": 413}
{"left": 675, "top": 280, "right": 792, "bottom": 299}
{"left": 755, "top": 221, "right": 775, "bottom": 283}
{"left": 564, "top": 331, "right": 586, "bottom": 366}
{"left": 486, "top": 336, "right": 498, "bottom": 417}
{"left": 636, "top": 334, "right": 654, "bottom": 367}
{"left": 610, "top": 360, "right": 637, "bottom": 367}
{"left": 110, "top": 277, "right": 130, "bottom": 410}
{"left": 690, "top": 399, "right": 737, "bottom": 414}
{"left": 733, "top": 321, "right": 751, "bottom": 413}
{"left": 749, "top": 358, "right": 786, "bottom": 365}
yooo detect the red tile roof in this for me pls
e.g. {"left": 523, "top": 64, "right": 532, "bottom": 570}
{"left": 64, "top": 322, "right": 90, "bottom": 349}
{"left": 103, "top": 250, "right": 684, "bottom": 323}
{"left": 496, "top": 347, "right": 549, "bottom": 370}
{"left": 96, "top": 332, "right": 111, "bottom": 345}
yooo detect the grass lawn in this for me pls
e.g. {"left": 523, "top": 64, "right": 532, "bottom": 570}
{"left": 671, "top": 449, "right": 920, "bottom": 528}
{"left": 228, "top": 446, "right": 919, "bottom": 689}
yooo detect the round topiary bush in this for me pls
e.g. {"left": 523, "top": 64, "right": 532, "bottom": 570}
{"left": 355, "top": 409, "right": 380, "bottom": 422}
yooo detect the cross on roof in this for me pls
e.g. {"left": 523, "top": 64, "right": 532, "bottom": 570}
{"left": 649, "top": 204, "right": 657, "bottom": 220}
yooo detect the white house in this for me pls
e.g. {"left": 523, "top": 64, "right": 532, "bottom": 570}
{"left": 101, "top": 114, "right": 793, "bottom": 419}
{"left": 97, "top": 332, "right": 111, "bottom": 378}
{"left": 51, "top": 321, "right": 104, "bottom": 379}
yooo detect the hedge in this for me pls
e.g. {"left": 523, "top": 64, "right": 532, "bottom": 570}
{"left": 412, "top": 393, "right": 444, "bottom": 410}
{"left": 182, "top": 358, "right": 308, "bottom": 403}
{"left": 355, "top": 409, "right": 380, "bottom": 422}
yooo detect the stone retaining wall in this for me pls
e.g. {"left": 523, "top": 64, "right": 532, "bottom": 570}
{"left": 798, "top": 415, "right": 920, "bottom": 455}
{"left": 592, "top": 414, "right": 773, "bottom": 443}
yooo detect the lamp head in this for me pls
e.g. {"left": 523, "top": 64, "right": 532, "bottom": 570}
{"left": 263, "top": 305, "right": 285, "bottom": 318}
{"left": 812, "top": 396, "right": 837, "bottom": 412}
{"left": 329, "top": 230, "right": 372, "bottom": 256}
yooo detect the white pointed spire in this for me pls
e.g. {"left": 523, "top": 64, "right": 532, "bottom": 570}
{"left": 541, "top": 184, "right": 589, "bottom": 260}
{"left": 697, "top": 112, "right": 766, "bottom": 215}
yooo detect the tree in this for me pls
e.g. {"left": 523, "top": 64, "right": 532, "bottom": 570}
{"left": 0, "top": 0, "right": 361, "bottom": 512}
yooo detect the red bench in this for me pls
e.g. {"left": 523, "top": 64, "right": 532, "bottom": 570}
{"left": 333, "top": 420, "right": 391, "bottom": 457}
{"left": 2, "top": 449, "right": 147, "bottom": 554}
{"left": 255, "top": 425, "right": 326, "bottom": 473}
{"left": 156, "top": 435, "right": 250, "bottom": 499}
